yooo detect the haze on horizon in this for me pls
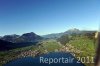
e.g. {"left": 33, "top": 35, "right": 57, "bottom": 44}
{"left": 0, "top": 0, "right": 100, "bottom": 36}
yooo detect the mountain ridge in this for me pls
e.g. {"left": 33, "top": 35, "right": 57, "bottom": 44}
{"left": 42, "top": 28, "right": 96, "bottom": 39}
{"left": 0, "top": 32, "right": 43, "bottom": 43}
{"left": 0, "top": 28, "right": 96, "bottom": 42}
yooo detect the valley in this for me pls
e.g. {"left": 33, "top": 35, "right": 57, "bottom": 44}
{"left": 0, "top": 29, "right": 96, "bottom": 66}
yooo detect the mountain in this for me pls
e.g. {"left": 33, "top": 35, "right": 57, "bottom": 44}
{"left": 64, "top": 28, "right": 81, "bottom": 34}
{"left": 0, "top": 29, "right": 96, "bottom": 42}
{"left": 43, "top": 28, "right": 80, "bottom": 39}
{"left": 1, "top": 34, "right": 20, "bottom": 43}
{"left": 42, "top": 28, "right": 96, "bottom": 39}
{"left": 0, "top": 36, "right": 2, "bottom": 39}
{"left": 15, "top": 32, "right": 43, "bottom": 43}
{"left": 0, "top": 39, "right": 38, "bottom": 51}
{"left": 42, "top": 33, "right": 64, "bottom": 39}
{"left": 0, "top": 36, "right": 2, "bottom": 38}
{"left": 0, "top": 39, "right": 14, "bottom": 51}
{"left": 0, "top": 32, "right": 43, "bottom": 43}
{"left": 0, "top": 32, "right": 43, "bottom": 51}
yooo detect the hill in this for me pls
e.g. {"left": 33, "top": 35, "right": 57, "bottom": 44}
{"left": 0, "top": 32, "right": 43, "bottom": 43}
{"left": 42, "top": 28, "right": 96, "bottom": 39}
{"left": 0, "top": 39, "right": 14, "bottom": 51}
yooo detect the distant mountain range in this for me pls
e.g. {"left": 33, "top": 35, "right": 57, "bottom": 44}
{"left": 0, "top": 28, "right": 96, "bottom": 51}
{"left": 0, "top": 28, "right": 96, "bottom": 43}
{"left": 0, "top": 32, "right": 43, "bottom": 43}
{"left": 43, "top": 28, "right": 96, "bottom": 39}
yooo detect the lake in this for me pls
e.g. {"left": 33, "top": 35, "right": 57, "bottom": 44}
{"left": 4, "top": 52, "right": 85, "bottom": 66}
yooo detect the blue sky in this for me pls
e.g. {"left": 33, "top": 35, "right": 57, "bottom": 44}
{"left": 0, "top": 0, "right": 100, "bottom": 36}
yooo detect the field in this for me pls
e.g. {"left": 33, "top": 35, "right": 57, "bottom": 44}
{"left": 66, "top": 36, "right": 95, "bottom": 66}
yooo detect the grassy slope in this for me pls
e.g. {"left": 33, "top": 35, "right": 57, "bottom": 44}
{"left": 39, "top": 40, "right": 62, "bottom": 52}
{"left": 67, "top": 36, "right": 95, "bottom": 66}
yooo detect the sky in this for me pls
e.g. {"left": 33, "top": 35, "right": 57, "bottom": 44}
{"left": 0, "top": 0, "right": 100, "bottom": 36}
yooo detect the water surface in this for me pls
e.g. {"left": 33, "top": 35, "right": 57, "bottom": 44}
{"left": 4, "top": 52, "right": 85, "bottom": 66}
